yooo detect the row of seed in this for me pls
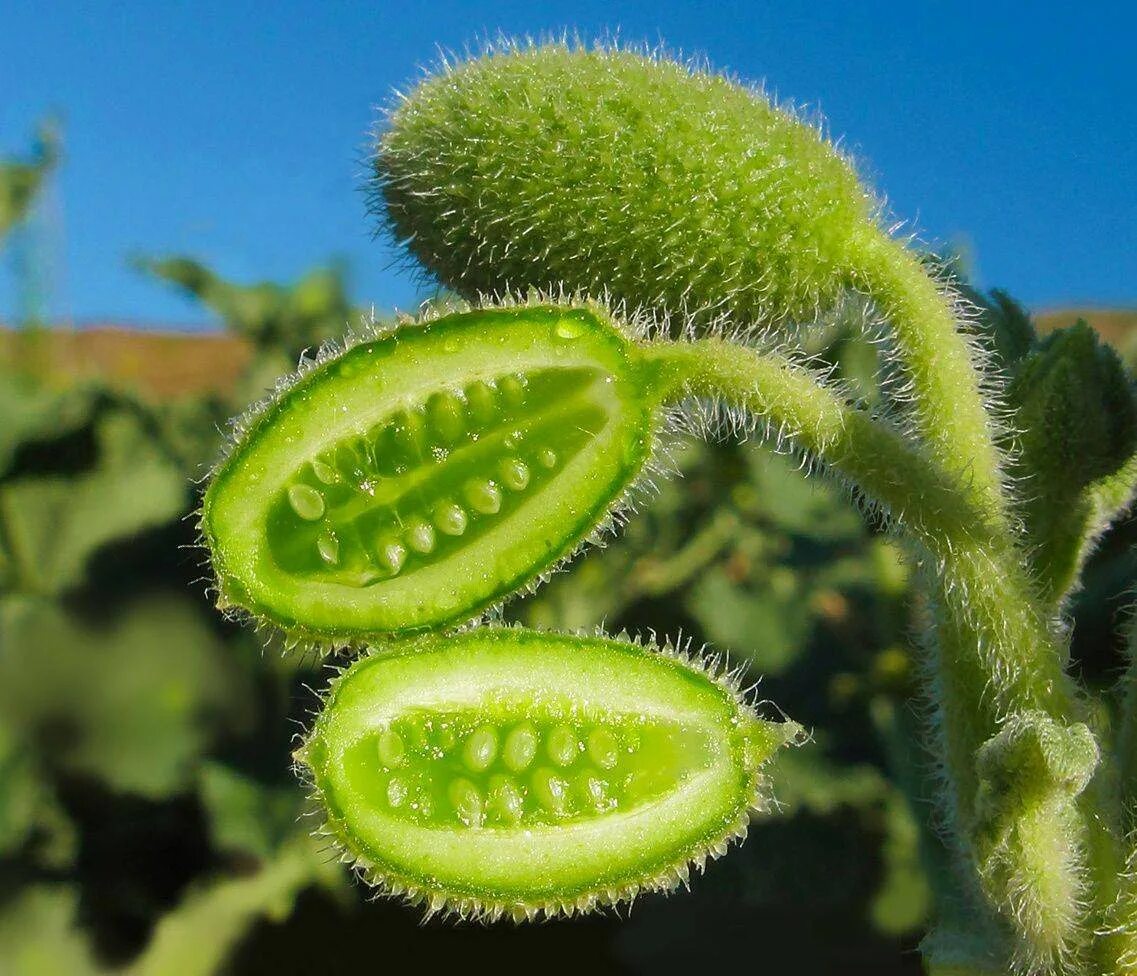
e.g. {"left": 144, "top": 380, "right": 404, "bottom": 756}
{"left": 289, "top": 447, "right": 559, "bottom": 573}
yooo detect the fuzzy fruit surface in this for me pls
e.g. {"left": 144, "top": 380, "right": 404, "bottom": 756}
{"left": 377, "top": 44, "right": 874, "bottom": 327}
{"left": 297, "top": 628, "right": 796, "bottom": 917}
{"left": 201, "top": 305, "right": 655, "bottom": 642}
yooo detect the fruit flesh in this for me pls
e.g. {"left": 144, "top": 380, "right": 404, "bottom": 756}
{"left": 341, "top": 706, "right": 715, "bottom": 830}
{"left": 266, "top": 367, "right": 607, "bottom": 587}
{"left": 300, "top": 630, "right": 791, "bottom": 910}
{"left": 202, "top": 306, "right": 654, "bottom": 640}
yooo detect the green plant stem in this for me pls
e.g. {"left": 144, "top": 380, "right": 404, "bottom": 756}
{"left": 628, "top": 509, "right": 741, "bottom": 599}
{"left": 640, "top": 337, "right": 1126, "bottom": 971}
{"left": 850, "top": 232, "right": 1009, "bottom": 528}
{"left": 642, "top": 339, "right": 1075, "bottom": 716}
{"left": 638, "top": 339, "right": 981, "bottom": 545}
{"left": 848, "top": 236, "right": 1137, "bottom": 970}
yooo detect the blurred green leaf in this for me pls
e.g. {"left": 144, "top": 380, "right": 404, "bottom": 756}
{"left": 0, "top": 595, "right": 243, "bottom": 797}
{"left": 0, "top": 122, "right": 60, "bottom": 242}
{"left": 1006, "top": 321, "right": 1137, "bottom": 604}
{"left": 768, "top": 746, "right": 888, "bottom": 817}
{"left": 0, "top": 406, "right": 186, "bottom": 595}
{"left": 198, "top": 763, "right": 299, "bottom": 862}
{"left": 0, "top": 374, "right": 93, "bottom": 477}
{"left": 136, "top": 257, "right": 358, "bottom": 360}
{"left": 0, "top": 718, "right": 76, "bottom": 868}
{"left": 960, "top": 285, "right": 1038, "bottom": 372}
{"left": 871, "top": 789, "right": 932, "bottom": 936}
{"left": 0, "top": 885, "right": 99, "bottom": 976}
{"left": 687, "top": 567, "right": 813, "bottom": 675}
{"left": 741, "top": 447, "right": 862, "bottom": 541}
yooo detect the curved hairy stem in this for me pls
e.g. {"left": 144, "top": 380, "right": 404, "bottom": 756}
{"left": 638, "top": 338, "right": 983, "bottom": 546}
{"left": 851, "top": 232, "right": 1010, "bottom": 528}
{"left": 640, "top": 341, "right": 1071, "bottom": 713}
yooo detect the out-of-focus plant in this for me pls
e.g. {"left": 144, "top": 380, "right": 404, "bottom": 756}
{"left": 0, "top": 122, "right": 59, "bottom": 242}
{"left": 0, "top": 110, "right": 936, "bottom": 970}
{"left": 136, "top": 256, "right": 358, "bottom": 363}
{"left": 0, "top": 161, "right": 352, "bottom": 971}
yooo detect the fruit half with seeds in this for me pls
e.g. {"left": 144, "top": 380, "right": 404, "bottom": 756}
{"left": 201, "top": 303, "right": 656, "bottom": 643}
{"left": 296, "top": 628, "right": 799, "bottom": 918}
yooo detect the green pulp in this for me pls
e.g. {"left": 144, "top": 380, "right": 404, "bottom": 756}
{"left": 341, "top": 705, "right": 714, "bottom": 830}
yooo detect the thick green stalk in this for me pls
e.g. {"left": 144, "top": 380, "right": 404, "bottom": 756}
{"left": 636, "top": 338, "right": 981, "bottom": 546}
{"left": 850, "top": 231, "right": 1009, "bottom": 528}
{"left": 847, "top": 233, "right": 1134, "bottom": 971}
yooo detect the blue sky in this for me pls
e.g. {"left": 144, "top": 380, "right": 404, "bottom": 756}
{"left": 2, "top": 1, "right": 1134, "bottom": 328}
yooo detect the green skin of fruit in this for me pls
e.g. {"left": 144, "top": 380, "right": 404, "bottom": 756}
{"left": 297, "top": 628, "right": 796, "bottom": 917}
{"left": 201, "top": 305, "right": 656, "bottom": 643}
{"left": 377, "top": 45, "right": 872, "bottom": 329}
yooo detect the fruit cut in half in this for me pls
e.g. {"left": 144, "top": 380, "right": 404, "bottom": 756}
{"left": 201, "top": 304, "right": 656, "bottom": 643}
{"left": 297, "top": 628, "right": 798, "bottom": 918}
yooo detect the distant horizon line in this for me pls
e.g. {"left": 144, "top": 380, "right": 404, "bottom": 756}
{"left": 3, "top": 303, "right": 1136, "bottom": 335}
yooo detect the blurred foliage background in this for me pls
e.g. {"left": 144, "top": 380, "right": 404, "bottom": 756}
{"left": 3, "top": 127, "right": 1137, "bottom": 976}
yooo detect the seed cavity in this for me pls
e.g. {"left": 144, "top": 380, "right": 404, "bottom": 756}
{"left": 311, "top": 459, "right": 339, "bottom": 484}
{"left": 465, "top": 381, "right": 497, "bottom": 425}
{"left": 533, "top": 767, "right": 570, "bottom": 815}
{"left": 487, "top": 775, "right": 524, "bottom": 824}
{"left": 547, "top": 725, "right": 579, "bottom": 766}
{"left": 578, "top": 773, "right": 612, "bottom": 811}
{"left": 266, "top": 365, "right": 619, "bottom": 597}
{"left": 316, "top": 529, "right": 340, "bottom": 565}
{"left": 351, "top": 706, "right": 708, "bottom": 831}
{"left": 376, "top": 538, "right": 407, "bottom": 575}
{"left": 463, "top": 725, "right": 499, "bottom": 772}
{"left": 378, "top": 729, "right": 407, "bottom": 767}
{"left": 387, "top": 776, "right": 409, "bottom": 808}
{"left": 393, "top": 409, "right": 428, "bottom": 458}
{"left": 588, "top": 728, "right": 619, "bottom": 769}
{"left": 555, "top": 318, "right": 587, "bottom": 340}
{"left": 498, "top": 374, "right": 527, "bottom": 407}
{"left": 333, "top": 694, "right": 729, "bottom": 832}
{"left": 428, "top": 391, "right": 467, "bottom": 444}
{"left": 449, "top": 778, "right": 485, "bottom": 828}
{"left": 406, "top": 519, "right": 436, "bottom": 554}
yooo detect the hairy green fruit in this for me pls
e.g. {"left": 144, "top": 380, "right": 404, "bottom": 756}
{"left": 376, "top": 43, "right": 872, "bottom": 327}
{"left": 297, "top": 628, "right": 798, "bottom": 919}
{"left": 201, "top": 304, "right": 655, "bottom": 643}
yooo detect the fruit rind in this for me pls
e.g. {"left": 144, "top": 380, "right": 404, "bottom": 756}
{"left": 296, "top": 627, "right": 800, "bottom": 921}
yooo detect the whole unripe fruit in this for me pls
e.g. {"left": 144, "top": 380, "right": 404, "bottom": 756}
{"left": 375, "top": 44, "right": 877, "bottom": 327}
